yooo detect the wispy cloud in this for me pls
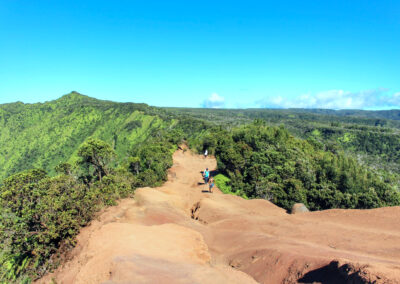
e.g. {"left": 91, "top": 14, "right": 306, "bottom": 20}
{"left": 256, "top": 88, "right": 400, "bottom": 109}
{"left": 202, "top": 93, "right": 225, "bottom": 108}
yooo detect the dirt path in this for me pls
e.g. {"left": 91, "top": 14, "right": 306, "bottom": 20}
{"left": 38, "top": 149, "right": 400, "bottom": 283}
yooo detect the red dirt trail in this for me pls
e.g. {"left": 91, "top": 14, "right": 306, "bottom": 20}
{"left": 38, "top": 149, "right": 400, "bottom": 283}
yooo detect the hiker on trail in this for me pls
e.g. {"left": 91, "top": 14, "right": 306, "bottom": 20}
{"left": 203, "top": 168, "right": 209, "bottom": 184}
{"left": 209, "top": 177, "right": 215, "bottom": 193}
{"left": 204, "top": 149, "right": 208, "bottom": 158}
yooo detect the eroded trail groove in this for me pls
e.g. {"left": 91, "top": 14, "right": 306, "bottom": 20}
{"left": 39, "top": 149, "right": 400, "bottom": 283}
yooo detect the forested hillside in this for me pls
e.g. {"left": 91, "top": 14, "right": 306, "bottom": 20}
{"left": 167, "top": 107, "right": 400, "bottom": 173}
{"left": 0, "top": 93, "right": 196, "bottom": 282}
{"left": 2, "top": 93, "right": 400, "bottom": 283}
{"left": 3, "top": 93, "right": 400, "bottom": 182}
{"left": 0, "top": 92, "right": 174, "bottom": 181}
{"left": 196, "top": 123, "right": 400, "bottom": 211}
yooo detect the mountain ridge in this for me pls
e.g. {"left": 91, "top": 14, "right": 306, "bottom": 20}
{"left": 2, "top": 91, "right": 400, "bottom": 181}
{"left": 0, "top": 92, "right": 168, "bottom": 181}
{"left": 3, "top": 92, "right": 400, "bottom": 115}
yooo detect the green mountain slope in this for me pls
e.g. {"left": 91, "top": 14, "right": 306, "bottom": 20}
{"left": 0, "top": 92, "right": 172, "bottom": 180}
{"left": 2, "top": 93, "right": 400, "bottom": 282}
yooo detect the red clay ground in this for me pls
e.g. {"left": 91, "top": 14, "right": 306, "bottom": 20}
{"left": 38, "top": 149, "right": 400, "bottom": 283}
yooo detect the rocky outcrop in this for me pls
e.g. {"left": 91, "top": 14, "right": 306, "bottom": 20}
{"left": 291, "top": 203, "right": 310, "bottom": 214}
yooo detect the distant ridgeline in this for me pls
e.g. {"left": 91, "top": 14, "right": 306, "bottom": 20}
{"left": 167, "top": 107, "right": 400, "bottom": 173}
{"left": 0, "top": 92, "right": 175, "bottom": 181}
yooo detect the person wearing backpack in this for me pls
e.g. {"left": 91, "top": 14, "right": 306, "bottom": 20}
{"left": 203, "top": 168, "right": 209, "bottom": 184}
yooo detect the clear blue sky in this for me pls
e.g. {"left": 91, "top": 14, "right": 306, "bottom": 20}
{"left": 0, "top": 0, "right": 399, "bottom": 109}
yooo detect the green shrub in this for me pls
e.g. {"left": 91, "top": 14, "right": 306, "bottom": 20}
{"left": 214, "top": 174, "right": 248, "bottom": 199}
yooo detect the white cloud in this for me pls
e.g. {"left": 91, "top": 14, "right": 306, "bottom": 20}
{"left": 202, "top": 93, "right": 225, "bottom": 108}
{"left": 256, "top": 88, "right": 400, "bottom": 109}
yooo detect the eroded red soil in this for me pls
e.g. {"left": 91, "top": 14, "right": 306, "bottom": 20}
{"left": 38, "top": 149, "right": 400, "bottom": 283}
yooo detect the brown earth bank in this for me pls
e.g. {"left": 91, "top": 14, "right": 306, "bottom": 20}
{"left": 37, "top": 149, "right": 400, "bottom": 284}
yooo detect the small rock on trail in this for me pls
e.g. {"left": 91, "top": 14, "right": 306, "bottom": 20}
{"left": 291, "top": 203, "right": 310, "bottom": 214}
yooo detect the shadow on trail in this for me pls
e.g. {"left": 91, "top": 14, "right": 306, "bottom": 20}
{"left": 297, "top": 261, "right": 364, "bottom": 284}
{"left": 200, "top": 170, "right": 220, "bottom": 177}
{"left": 210, "top": 170, "right": 219, "bottom": 177}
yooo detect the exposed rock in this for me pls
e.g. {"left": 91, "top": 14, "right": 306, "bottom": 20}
{"left": 291, "top": 203, "right": 310, "bottom": 214}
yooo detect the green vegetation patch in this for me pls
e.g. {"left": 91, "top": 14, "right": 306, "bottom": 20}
{"left": 214, "top": 174, "right": 248, "bottom": 199}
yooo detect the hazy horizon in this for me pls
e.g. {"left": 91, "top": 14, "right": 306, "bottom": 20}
{"left": 1, "top": 1, "right": 399, "bottom": 110}
{"left": 1, "top": 91, "right": 399, "bottom": 112}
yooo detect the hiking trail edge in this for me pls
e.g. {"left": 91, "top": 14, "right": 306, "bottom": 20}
{"left": 38, "top": 148, "right": 400, "bottom": 284}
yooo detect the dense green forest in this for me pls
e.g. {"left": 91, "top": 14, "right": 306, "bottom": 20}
{"left": 0, "top": 92, "right": 176, "bottom": 181}
{"left": 196, "top": 123, "right": 400, "bottom": 211}
{"left": 2, "top": 92, "right": 400, "bottom": 282}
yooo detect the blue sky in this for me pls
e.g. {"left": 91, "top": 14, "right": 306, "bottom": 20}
{"left": 0, "top": 0, "right": 399, "bottom": 109}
